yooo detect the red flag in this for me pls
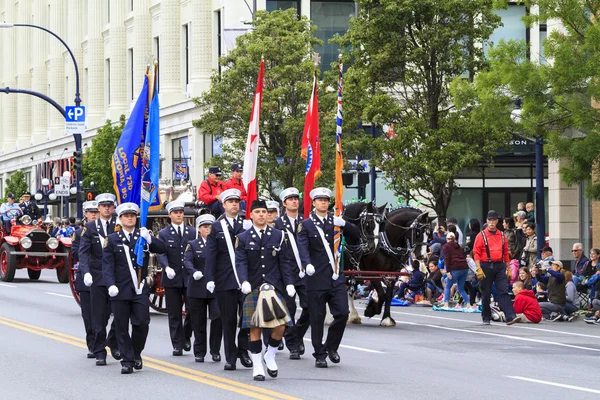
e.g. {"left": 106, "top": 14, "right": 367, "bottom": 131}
{"left": 302, "top": 74, "right": 321, "bottom": 214}
{"left": 242, "top": 58, "right": 265, "bottom": 218}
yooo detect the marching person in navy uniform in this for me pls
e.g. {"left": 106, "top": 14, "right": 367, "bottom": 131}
{"left": 274, "top": 187, "right": 308, "bottom": 360}
{"left": 236, "top": 199, "right": 295, "bottom": 381}
{"left": 156, "top": 200, "right": 195, "bottom": 356}
{"left": 183, "top": 214, "right": 222, "bottom": 363}
{"left": 297, "top": 187, "right": 359, "bottom": 368}
{"left": 103, "top": 202, "right": 166, "bottom": 374}
{"left": 79, "top": 193, "right": 120, "bottom": 366}
{"left": 266, "top": 200, "right": 279, "bottom": 227}
{"left": 204, "top": 188, "right": 253, "bottom": 371}
{"left": 19, "top": 192, "right": 41, "bottom": 220}
{"left": 72, "top": 200, "right": 100, "bottom": 358}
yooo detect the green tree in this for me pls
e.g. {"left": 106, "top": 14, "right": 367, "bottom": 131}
{"left": 193, "top": 9, "right": 365, "bottom": 194}
{"left": 335, "top": 0, "right": 510, "bottom": 219}
{"left": 3, "top": 170, "right": 29, "bottom": 203}
{"left": 83, "top": 116, "right": 125, "bottom": 194}
{"left": 453, "top": 0, "right": 600, "bottom": 199}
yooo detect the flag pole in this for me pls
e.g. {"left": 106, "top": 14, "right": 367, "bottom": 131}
{"left": 333, "top": 54, "right": 344, "bottom": 277}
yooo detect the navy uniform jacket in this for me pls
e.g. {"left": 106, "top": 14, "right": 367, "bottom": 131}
{"left": 79, "top": 217, "right": 116, "bottom": 287}
{"left": 102, "top": 229, "right": 166, "bottom": 301}
{"left": 156, "top": 224, "right": 197, "bottom": 288}
{"left": 274, "top": 214, "right": 304, "bottom": 286}
{"left": 19, "top": 201, "right": 41, "bottom": 220}
{"left": 235, "top": 226, "right": 294, "bottom": 294}
{"left": 71, "top": 227, "right": 89, "bottom": 293}
{"left": 297, "top": 212, "right": 359, "bottom": 292}
{"left": 204, "top": 214, "right": 246, "bottom": 292}
{"left": 183, "top": 237, "right": 213, "bottom": 299}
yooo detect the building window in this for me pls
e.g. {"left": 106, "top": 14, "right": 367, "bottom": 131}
{"left": 484, "top": 4, "right": 528, "bottom": 55}
{"left": 154, "top": 36, "right": 160, "bottom": 92}
{"left": 266, "top": 1, "right": 298, "bottom": 12}
{"left": 105, "top": 58, "right": 111, "bottom": 106}
{"left": 128, "top": 48, "right": 134, "bottom": 100}
{"left": 130, "top": 0, "right": 134, "bottom": 12}
{"left": 105, "top": 0, "right": 111, "bottom": 24}
{"left": 172, "top": 136, "right": 189, "bottom": 185}
{"left": 311, "top": 1, "right": 355, "bottom": 71}
{"left": 183, "top": 24, "right": 190, "bottom": 87}
{"left": 24, "top": 172, "right": 31, "bottom": 193}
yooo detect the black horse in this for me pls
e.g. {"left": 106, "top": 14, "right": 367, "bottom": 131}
{"left": 343, "top": 203, "right": 431, "bottom": 326}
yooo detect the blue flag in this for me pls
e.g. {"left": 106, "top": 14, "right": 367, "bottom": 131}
{"left": 135, "top": 81, "right": 160, "bottom": 265}
{"left": 112, "top": 75, "right": 149, "bottom": 205}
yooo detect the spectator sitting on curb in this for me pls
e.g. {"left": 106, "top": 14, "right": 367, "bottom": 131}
{"left": 425, "top": 257, "right": 443, "bottom": 304}
{"left": 517, "top": 267, "right": 534, "bottom": 291}
{"left": 533, "top": 260, "right": 567, "bottom": 321}
{"left": 394, "top": 260, "right": 425, "bottom": 300}
{"left": 507, "top": 281, "right": 542, "bottom": 325}
{"left": 535, "top": 282, "right": 548, "bottom": 303}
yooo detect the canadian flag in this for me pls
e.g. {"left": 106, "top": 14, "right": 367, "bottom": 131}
{"left": 242, "top": 59, "right": 265, "bottom": 218}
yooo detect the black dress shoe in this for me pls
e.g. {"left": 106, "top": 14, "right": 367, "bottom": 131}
{"left": 254, "top": 374, "right": 265, "bottom": 381}
{"left": 224, "top": 362, "right": 236, "bottom": 371}
{"left": 134, "top": 356, "right": 143, "bottom": 370}
{"left": 238, "top": 350, "right": 253, "bottom": 368}
{"left": 195, "top": 356, "right": 204, "bottom": 363}
{"left": 110, "top": 348, "right": 122, "bottom": 361}
{"left": 211, "top": 353, "right": 221, "bottom": 362}
{"left": 315, "top": 359, "right": 328, "bottom": 368}
{"left": 298, "top": 344, "right": 305, "bottom": 355}
{"left": 172, "top": 349, "right": 183, "bottom": 356}
{"left": 95, "top": 358, "right": 107, "bottom": 366}
{"left": 328, "top": 350, "right": 340, "bottom": 364}
{"left": 184, "top": 340, "right": 192, "bottom": 352}
{"left": 289, "top": 351, "right": 301, "bottom": 360}
{"left": 121, "top": 366, "right": 133, "bottom": 374}
{"left": 87, "top": 352, "right": 95, "bottom": 359}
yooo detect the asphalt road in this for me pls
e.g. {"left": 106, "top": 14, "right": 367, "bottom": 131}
{"left": 1, "top": 269, "right": 600, "bottom": 400}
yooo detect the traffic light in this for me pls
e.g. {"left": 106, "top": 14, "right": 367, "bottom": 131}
{"left": 73, "top": 150, "right": 83, "bottom": 170}
{"left": 85, "top": 189, "right": 98, "bottom": 201}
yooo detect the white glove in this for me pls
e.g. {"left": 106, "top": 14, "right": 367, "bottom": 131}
{"left": 241, "top": 281, "right": 252, "bottom": 294}
{"left": 333, "top": 216, "right": 346, "bottom": 227}
{"left": 165, "top": 266, "right": 176, "bottom": 279}
{"left": 286, "top": 285, "right": 296, "bottom": 298}
{"left": 242, "top": 219, "right": 252, "bottom": 230}
{"left": 306, "top": 264, "right": 315, "bottom": 276}
{"left": 139, "top": 227, "right": 152, "bottom": 243}
{"left": 193, "top": 271, "right": 204, "bottom": 281}
{"left": 206, "top": 281, "right": 215, "bottom": 293}
{"left": 332, "top": 273, "right": 339, "bottom": 280}
{"left": 83, "top": 273, "right": 93, "bottom": 287}
{"left": 299, "top": 270, "right": 306, "bottom": 279}
{"left": 108, "top": 285, "right": 119, "bottom": 297}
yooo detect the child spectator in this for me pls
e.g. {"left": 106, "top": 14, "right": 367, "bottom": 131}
{"left": 535, "top": 282, "right": 548, "bottom": 303}
{"left": 526, "top": 202, "right": 535, "bottom": 223}
{"left": 507, "top": 259, "right": 520, "bottom": 285}
{"left": 425, "top": 257, "right": 443, "bottom": 303}
{"left": 394, "top": 260, "right": 425, "bottom": 300}
{"left": 518, "top": 267, "right": 534, "bottom": 291}
{"left": 507, "top": 281, "right": 542, "bottom": 324}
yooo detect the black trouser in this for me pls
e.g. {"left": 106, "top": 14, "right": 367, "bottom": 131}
{"left": 3, "top": 220, "right": 11, "bottom": 235}
{"left": 189, "top": 296, "right": 222, "bottom": 357}
{"left": 285, "top": 284, "right": 310, "bottom": 352}
{"left": 90, "top": 285, "right": 117, "bottom": 357}
{"left": 165, "top": 287, "right": 192, "bottom": 350}
{"left": 308, "top": 285, "right": 349, "bottom": 361}
{"left": 79, "top": 291, "right": 93, "bottom": 351}
{"left": 480, "top": 262, "right": 516, "bottom": 322}
{"left": 215, "top": 290, "right": 249, "bottom": 365}
{"left": 111, "top": 296, "right": 150, "bottom": 367}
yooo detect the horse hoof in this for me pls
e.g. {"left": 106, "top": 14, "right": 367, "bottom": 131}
{"left": 348, "top": 316, "right": 362, "bottom": 324}
{"left": 380, "top": 317, "right": 396, "bottom": 327}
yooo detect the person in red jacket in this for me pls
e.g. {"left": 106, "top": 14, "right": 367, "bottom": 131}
{"left": 198, "top": 166, "right": 225, "bottom": 215}
{"left": 223, "top": 163, "right": 247, "bottom": 211}
{"left": 508, "top": 281, "right": 542, "bottom": 324}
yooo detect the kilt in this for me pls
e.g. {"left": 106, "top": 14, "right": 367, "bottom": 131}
{"left": 241, "top": 286, "right": 292, "bottom": 329}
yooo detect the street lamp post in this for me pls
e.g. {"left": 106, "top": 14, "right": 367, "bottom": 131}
{"left": 0, "top": 22, "right": 83, "bottom": 218}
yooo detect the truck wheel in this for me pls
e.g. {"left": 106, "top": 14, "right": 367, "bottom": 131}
{"left": 0, "top": 243, "right": 16, "bottom": 282}
{"left": 27, "top": 269, "right": 41, "bottom": 280}
{"left": 56, "top": 250, "right": 69, "bottom": 283}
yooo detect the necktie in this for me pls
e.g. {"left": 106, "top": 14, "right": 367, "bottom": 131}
{"left": 178, "top": 226, "right": 182, "bottom": 238}
{"left": 259, "top": 229, "right": 265, "bottom": 245}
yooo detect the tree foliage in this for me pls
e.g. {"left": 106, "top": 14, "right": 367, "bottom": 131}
{"left": 3, "top": 170, "right": 29, "bottom": 203}
{"left": 453, "top": 0, "right": 600, "bottom": 199}
{"left": 335, "top": 0, "right": 509, "bottom": 218}
{"left": 83, "top": 117, "right": 125, "bottom": 194}
{"left": 193, "top": 9, "right": 368, "bottom": 194}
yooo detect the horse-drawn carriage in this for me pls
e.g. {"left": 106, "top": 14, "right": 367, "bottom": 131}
{"left": 68, "top": 201, "right": 210, "bottom": 310}
{"left": 0, "top": 215, "right": 71, "bottom": 283}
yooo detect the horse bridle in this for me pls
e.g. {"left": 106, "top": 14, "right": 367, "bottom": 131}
{"left": 378, "top": 211, "right": 431, "bottom": 260}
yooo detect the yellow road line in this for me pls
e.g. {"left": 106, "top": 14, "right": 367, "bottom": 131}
{"left": 0, "top": 316, "right": 301, "bottom": 400}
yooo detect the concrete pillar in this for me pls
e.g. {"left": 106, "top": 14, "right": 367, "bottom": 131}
{"left": 548, "top": 158, "right": 580, "bottom": 262}
{"left": 188, "top": 127, "right": 205, "bottom": 189}
{"left": 188, "top": 0, "right": 212, "bottom": 96}
{"left": 16, "top": 1, "right": 32, "bottom": 149}
{"left": 2, "top": 2, "right": 17, "bottom": 152}
{"left": 133, "top": 0, "right": 152, "bottom": 95}
{"left": 300, "top": 0, "right": 310, "bottom": 18}
{"left": 86, "top": 0, "right": 105, "bottom": 128}
{"left": 31, "top": 0, "right": 48, "bottom": 145}
{"left": 108, "top": 0, "right": 128, "bottom": 120}
{"left": 159, "top": 0, "right": 182, "bottom": 106}
{"left": 67, "top": 0, "right": 84, "bottom": 108}
{"left": 48, "top": 0, "right": 66, "bottom": 140}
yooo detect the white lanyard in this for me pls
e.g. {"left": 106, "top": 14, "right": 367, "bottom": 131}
{"left": 285, "top": 229, "right": 302, "bottom": 271}
{"left": 315, "top": 225, "right": 336, "bottom": 274}
{"left": 220, "top": 219, "right": 241, "bottom": 288}
{"left": 122, "top": 242, "right": 144, "bottom": 295}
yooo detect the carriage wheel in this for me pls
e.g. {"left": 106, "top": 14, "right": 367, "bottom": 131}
{"left": 68, "top": 252, "right": 81, "bottom": 306}
{"left": 149, "top": 287, "right": 168, "bottom": 313}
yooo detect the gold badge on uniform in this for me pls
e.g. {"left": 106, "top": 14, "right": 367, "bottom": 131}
{"left": 185, "top": 243, "right": 190, "bottom": 252}
{"left": 103, "top": 238, "right": 108, "bottom": 248}
{"left": 235, "top": 237, "right": 239, "bottom": 248}
{"left": 81, "top": 227, "right": 87, "bottom": 236}
{"left": 297, "top": 222, "right": 302, "bottom": 233}
{"left": 71, "top": 232, "right": 76, "bottom": 241}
